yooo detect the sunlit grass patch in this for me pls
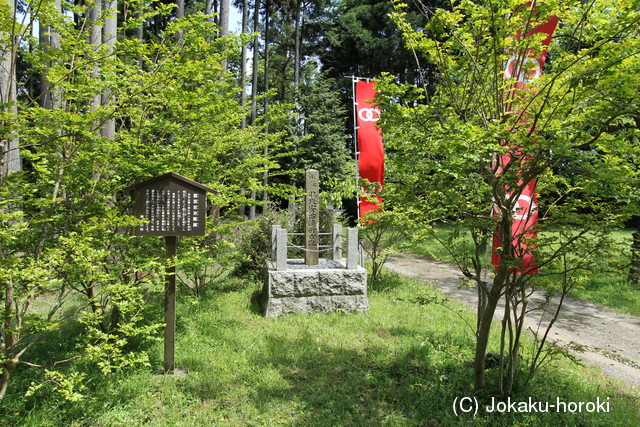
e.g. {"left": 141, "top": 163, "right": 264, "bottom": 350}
{"left": 399, "top": 223, "right": 640, "bottom": 317}
{"left": 3, "top": 271, "right": 639, "bottom": 426}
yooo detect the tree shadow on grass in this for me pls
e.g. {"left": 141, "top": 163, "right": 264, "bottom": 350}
{"left": 200, "top": 318, "right": 615, "bottom": 427}
{"left": 235, "top": 332, "right": 616, "bottom": 426}
{"left": 236, "top": 330, "right": 477, "bottom": 426}
{"left": 368, "top": 268, "right": 407, "bottom": 294}
{"left": 6, "top": 283, "right": 631, "bottom": 427}
{"left": 1, "top": 293, "right": 168, "bottom": 424}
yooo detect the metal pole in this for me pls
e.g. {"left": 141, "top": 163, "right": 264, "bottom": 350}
{"left": 351, "top": 76, "right": 361, "bottom": 220}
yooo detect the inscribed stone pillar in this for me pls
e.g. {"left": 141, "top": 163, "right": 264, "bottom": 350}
{"left": 271, "top": 224, "right": 281, "bottom": 260}
{"left": 346, "top": 228, "right": 358, "bottom": 269}
{"left": 305, "top": 169, "right": 320, "bottom": 265}
{"left": 332, "top": 224, "right": 343, "bottom": 261}
{"left": 276, "top": 228, "right": 288, "bottom": 271}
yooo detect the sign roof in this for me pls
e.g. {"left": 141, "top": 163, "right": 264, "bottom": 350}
{"left": 123, "top": 172, "right": 216, "bottom": 193}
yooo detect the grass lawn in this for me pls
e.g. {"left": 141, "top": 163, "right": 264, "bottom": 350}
{"left": 3, "top": 270, "right": 639, "bottom": 426}
{"left": 399, "top": 224, "right": 640, "bottom": 318}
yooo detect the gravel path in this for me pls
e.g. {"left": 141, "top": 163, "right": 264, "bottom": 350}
{"left": 384, "top": 252, "right": 640, "bottom": 388}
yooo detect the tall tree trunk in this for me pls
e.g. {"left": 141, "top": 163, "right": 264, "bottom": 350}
{"left": 263, "top": 0, "right": 270, "bottom": 117}
{"left": 249, "top": 0, "right": 260, "bottom": 220}
{"left": 287, "top": 0, "right": 301, "bottom": 218}
{"left": 39, "top": 0, "right": 61, "bottom": 110}
{"left": 0, "top": 0, "right": 20, "bottom": 176}
{"left": 103, "top": 2, "right": 117, "bottom": 58}
{"left": 294, "top": 0, "right": 300, "bottom": 100}
{"left": 219, "top": 0, "right": 229, "bottom": 71}
{"left": 240, "top": 0, "right": 248, "bottom": 130}
{"left": 176, "top": 0, "right": 184, "bottom": 19}
{"left": 237, "top": 0, "right": 249, "bottom": 219}
{"left": 219, "top": 0, "right": 229, "bottom": 34}
{"left": 89, "top": 0, "right": 102, "bottom": 111}
{"left": 262, "top": 0, "right": 270, "bottom": 208}
{"left": 175, "top": 0, "right": 184, "bottom": 43}
{"left": 101, "top": 0, "right": 117, "bottom": 140}
{"left": 250, "top": 0, "right": 260, "bottom": 125}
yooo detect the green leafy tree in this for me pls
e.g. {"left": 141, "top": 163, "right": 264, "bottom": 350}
{"left": 322, "top": 0, "right": 430, "bottom": 83}
{"left": 252, "top": 0, "right": 337, "bottom": 105}
{"left": 358, "top": 198, "right": 422, "bottom": 284}
{"left": 0, "top": 0, "right": 21, "bottom": 175}
{"left": 247, "top": 0, "right": 352, "bottom": 197}
{"left": 295, "top": 73, "right": 351, "bottom": 193}
{"left": 381, "top": 0, "right": 640, "bottom": 394}
{"left": 1, "top": 5, "right": 294, "bottom": 401}
{"left": 547, "top": 5, "right": 640, "bottom": 283}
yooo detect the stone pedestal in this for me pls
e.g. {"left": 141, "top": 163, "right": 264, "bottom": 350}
{"left": 262, "top": 259, "right": 368, "bottom": 317}
{"left": 262, "top": 169, "right": 369, "bottom": 317}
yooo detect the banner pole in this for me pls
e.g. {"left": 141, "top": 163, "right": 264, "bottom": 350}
{"left": 351, "top": 76, "right": 361, "bottom": 220}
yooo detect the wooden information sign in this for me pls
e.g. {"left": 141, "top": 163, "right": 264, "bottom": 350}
{"left": 124, "top": 172, "right": 214, "bottom": 237}
{"left": 124, "top": 173, "right": 215, "bottom": 374}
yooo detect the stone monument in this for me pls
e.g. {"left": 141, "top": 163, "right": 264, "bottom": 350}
{"left": 262, "top": 169, "right": 368, "bottom": 317}
{"left": 305, "top": 169, "right": 320, "bottom": 266}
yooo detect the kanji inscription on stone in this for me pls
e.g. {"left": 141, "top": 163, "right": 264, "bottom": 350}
{"left": 305, "top": 169, "right": 320, "bottom": 265}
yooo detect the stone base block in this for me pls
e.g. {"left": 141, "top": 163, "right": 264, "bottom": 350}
{"left": 263, "top": 259, "right": 368, "bottom": 317}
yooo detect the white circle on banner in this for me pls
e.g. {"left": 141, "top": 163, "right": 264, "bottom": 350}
{"left": 494, "top": 195, "right": 537, "bottom": 220}
{"left": 512, "top": 194, "right": 537, "bottom": 220}
{"left": 358, "top": 108, "right": 381, "bottom": 122}
{"left": 505, "top": 55, "right": 542, "bottom": 83}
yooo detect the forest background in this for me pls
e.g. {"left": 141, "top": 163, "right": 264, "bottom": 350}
{"left": 1, "top": 0, "right": 640, "bottom": 422}
{"left": 0, "top": 0, "right": 444, "bottom": 400}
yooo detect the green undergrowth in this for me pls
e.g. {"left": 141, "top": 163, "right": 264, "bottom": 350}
{"left": 569, "top": 275, "right": 640, "bottom": 317}
{"left": 2, "top": 271, "right": 639, "bottom": 426}
{"left": 397, "top": 224, "right": 640, "bottom": 318}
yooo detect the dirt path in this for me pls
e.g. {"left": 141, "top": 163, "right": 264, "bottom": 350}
{"left": 384, "top": 252, "right": 640, "bottom": 388}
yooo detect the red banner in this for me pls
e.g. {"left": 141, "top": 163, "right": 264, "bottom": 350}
{"left": 491, "top": 157, "right": 540, "bottom": 274}
{"left": 492, "top": 4, "right": 558, "bottom": 274}
{"left": 503, "top": 11, "right": 558, "bottom": 94}
{"left": 355, "top": 80, "right": 384, "bottom": 218}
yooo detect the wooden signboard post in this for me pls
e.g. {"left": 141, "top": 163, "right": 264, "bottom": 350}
{"left": 124, "top": 173, "right": 215, "bottom": 374}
